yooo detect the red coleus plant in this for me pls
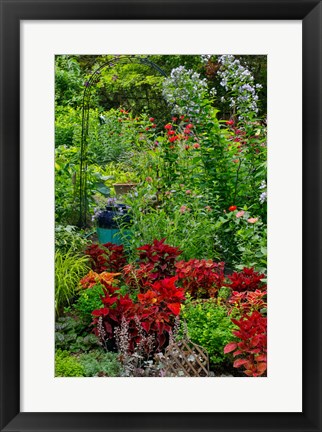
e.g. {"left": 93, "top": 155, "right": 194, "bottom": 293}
{"left": 79, "top": 270, "right": 120, "bottom": 295}
{"left": 138, "top": 276, "right": 185, "bottom": 316}
{"left": 92, "top": 276, "right": 185, "bottom": 353}
{"left": 92, "top": 293, "right": 143, "bottom": 351}
{"left": 122, "top": 262, "right": 156, "bottom": 292}
{"left": 86, "top": 242, "right": 127, "bottom": 273}
{"left": 228, "top": 289, "right": 267, "bottom": 314}
{"left": 137, "top": 238, "right": 182, "bottom": 280}
{"left": 175, "top": 259, "right": 225, "bottom": 299}
{"left": 224, "top": 311, "right": 267, "bottom": 377}
{"left": 225, "top": 267, "right": 266, "bottom": 292}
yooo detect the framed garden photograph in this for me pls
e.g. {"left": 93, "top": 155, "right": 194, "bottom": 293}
{"left": 0, "top": 1, "right": 321, "bottom": 431}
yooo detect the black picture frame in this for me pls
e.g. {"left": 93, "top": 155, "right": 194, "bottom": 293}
{"left": 0, "top": 1, "right": 321, "bottom": 431}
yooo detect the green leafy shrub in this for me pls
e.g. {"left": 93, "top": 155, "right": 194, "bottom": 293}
{"left": 55, "top": 145, "right": 81, "bottom": 225}
{"left": 78, "top": 349, "right": 123, "bottom": 377}
{"left": 55, "top": 106, "right": 82, "bottom": 147}
{"left": 217, "top": 286, "right": 232, "bottom": 301}
{"left": 55, "top": 349, "right": 85, "bottom": 377}
{"left": 73, "top": 284, "right": 105, "bottom": 326}
{"left": 87, "top": 109, "right": 145, "bottom": 165}
{"left": 181, "top": 298, "right": 236, "bottom": 367}
{"left": 55, "top": 224, "right": 89, "bottom": 254}
{"left": 55, "top": 249, "right": 90, "bottom": 315}
{"left": 120, "top": 186, "right": 222, "bottom": 262}
{"left": 214, "top": 208, "right": 267, "bottom": 272}
{"left": 55, "top": 315, "right": 99, "bottom": 352}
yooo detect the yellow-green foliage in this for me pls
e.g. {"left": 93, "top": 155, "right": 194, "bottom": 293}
{"left": 181, "top": 298, "right": 236, "bottom": 366}
{"left": 55, "top": 248, "right": 90, "bottom": 316}
{"left": 55, "top": 350, "right": 85, "bottom": 377}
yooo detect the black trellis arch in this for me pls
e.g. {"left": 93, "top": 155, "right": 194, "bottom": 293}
{"left": 78, "top": 55, "right": 167, "bottom": 227}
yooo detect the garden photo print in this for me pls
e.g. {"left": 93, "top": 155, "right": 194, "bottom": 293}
{"left": 55, "top": 54, "right": 267, "bottom": 378}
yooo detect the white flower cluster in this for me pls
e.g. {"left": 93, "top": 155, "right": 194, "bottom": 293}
{"left": 200, "top": 54, "right": 211, "bottom": 64}
{"left": 217, "top": 55, "right": 262, "bottom": 119}
{"left": 162, "top": 66, "right": 212, "bottom": 121}
{"left": 259, "top": 180, "right": 267, "bottom": 204}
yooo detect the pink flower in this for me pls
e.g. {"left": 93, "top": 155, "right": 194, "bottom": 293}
{"left": 185, "top": 190, "right": 191, "bottom": 194}
{"left": 247, "top": 217, "right": 258, "bottom": 224}
{"left": 205, "top": 206, "right": 212, "bottom": 212}
{"left": 193, "top": 143, "right": 200, "bottom": 149}
{"left": 236, "top": 210, "right": 245, "bottom": 218}
{"left": 146, "top": 177, "right": 152, "bottom": 183}
{"left": 180, "top": 205, "right": 188, "bottom": 213}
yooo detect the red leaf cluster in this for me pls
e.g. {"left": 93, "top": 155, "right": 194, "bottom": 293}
{"left": 86, "top": 243, "right": 127, "bottom": 273}
{"left": 229, "top": 289, "right": 267, "bottom": 314}
{"left": 137, "top": 238, "right": 182, "bottom": 280}
{"left": 226, "top": 267, "right": 266, "bottom": 292}
{"left": 92, "top": 276, "right": 185, "bottom": 353}
{"left": 122, "top": 262, "right": 155, "bottom": 292}
{"left": 224, "top": 311, "right": 267, "bottom": 377}
{"left": 175, "top": 259, "right": 225, "bottom": 298}
{"left": 79, "top": 270, "right": 120, "bottom": 295}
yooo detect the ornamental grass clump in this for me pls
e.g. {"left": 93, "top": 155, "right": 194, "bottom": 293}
{"left": 55, "top": 248, "right": 90, "bottom": 316}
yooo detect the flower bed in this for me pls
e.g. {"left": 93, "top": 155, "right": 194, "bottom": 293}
{"left": 55, "top": 54, "right": 267, "bottom": 377}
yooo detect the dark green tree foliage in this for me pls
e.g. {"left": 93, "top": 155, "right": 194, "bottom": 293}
{"left": 55, "top": 56, "right": 84, "bottom": 107}
{"left": 55, "top": 54, "right": 267, "bottom": 122}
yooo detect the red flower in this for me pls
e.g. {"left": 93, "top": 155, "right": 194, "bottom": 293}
{"left": 193, "top": 143, "right": 200, "bottom": 149}
{"left": 149, "top": 117, "right": 155, "bottom": 122}
{"left": 226, "top": 119, "right": 234, "bottom": 126}
{"left": 229, "top": 205, "right": 237, "bottom": 211}
{"left": 169, "top": 136, "right": 178, "bottom": 143}
{"left": 187, "top": 123, "right": 193, "bottom": 129}
{"left": 164, "top": 123, "right": 172, "bottom": 130}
